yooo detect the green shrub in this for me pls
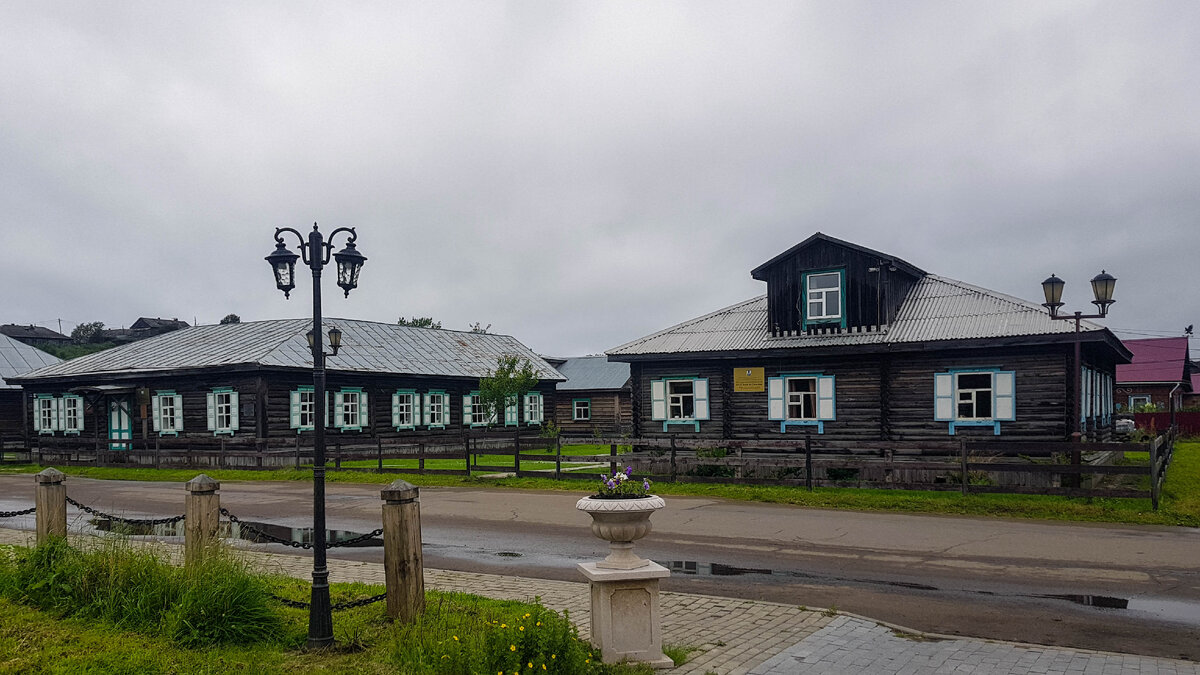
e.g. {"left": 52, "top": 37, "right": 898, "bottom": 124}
{"left": 0, "top": 538, "right": 282, "bottom": 647}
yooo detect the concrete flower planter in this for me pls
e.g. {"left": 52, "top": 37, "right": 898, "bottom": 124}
{"left": 576, "top": 495, "right": 665, "bottom": 570}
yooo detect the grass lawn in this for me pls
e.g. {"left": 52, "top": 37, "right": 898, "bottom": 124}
{"left": 338, "top": 445, "right": 622, "bottom": 472}
{"left": 3, "top": 443, "right": 1196, "bottom": 528}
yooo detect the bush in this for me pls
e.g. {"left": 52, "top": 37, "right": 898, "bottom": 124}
{"left": 0, "top": 538, "right": 282, "bottom": 647}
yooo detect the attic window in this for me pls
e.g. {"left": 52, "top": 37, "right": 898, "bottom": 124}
{"left": 802, "top": 270, "right": 844, "bottom": 326}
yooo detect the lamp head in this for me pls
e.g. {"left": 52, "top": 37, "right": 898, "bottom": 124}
{"left": 1041, "top": 273, "right": 1065, "bottom": 316}
{"left": 266, "top": 241, "right": 300, "bottom": 298}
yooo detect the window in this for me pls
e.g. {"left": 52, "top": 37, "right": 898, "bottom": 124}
{"left": 425, "top": 392, "right": 447, "bottom": 427}
{"left": 933, "top": 370, "right": 1014, "bottom": 435}
{"left": 61, "top": 395, "right": 83, "bottom": 434}
{"left": 803, "top": 270, "right": 844, "bottom": 325}
{"left": 206, "top": 388, "right": 239, "bottom": 435}
{"left": 504, "top": 396, "right": 519, "bottom": 427}
{"left": 1129, "top": 395, "right": 1151, "bottom": 410}
{"left": 464, "top": 392, "right": 496, "bottom": 427}
{"left": 650, "top": 377, "right": 710, "bottom": 430}
{"left": 334, "top": 388, "right": 368, "bottom": 431}
{"left": 152, "top": 391, "right": 184, "bottom": 436}
{"left": 392, "top": 390, "right": 416, "bottom": 430}
{"left": 289, "top": 387, "right": 316, "bottom": 431}
{"left": 35, "top": 395, "right": 57, "bottom": 435}
{"left": 573, "top": 398, "right": 591, "bottom": 421}
{"left": 523, "top": 392, "right": 544, "bottom": 425}
{"left": 768, "top": 374, "right": 836, "bottom": 432}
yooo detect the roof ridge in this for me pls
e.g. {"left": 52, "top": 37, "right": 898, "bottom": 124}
{"left": 607, "top": 295, "right": 766, "bottom": 354}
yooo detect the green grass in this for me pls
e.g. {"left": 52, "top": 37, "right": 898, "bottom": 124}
{"left": 4, "top": 443, "right": 1197, "bottom": 527}
{"left": 0, "top": 541, "right": 646, "bottom": 674}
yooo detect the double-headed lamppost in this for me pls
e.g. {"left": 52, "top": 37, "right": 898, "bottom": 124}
{"left": 1040, "top": 270, "right": 1116, "bottom": 487}
{"left": 265, "top": 224, "right": 366, "bottom": 648}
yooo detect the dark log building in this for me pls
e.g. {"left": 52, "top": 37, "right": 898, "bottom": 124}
{"left": 607, "top": 233, "right": 1130, "bottom": 442}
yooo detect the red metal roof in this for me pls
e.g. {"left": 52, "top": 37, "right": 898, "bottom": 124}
{"left": 1116, "top": 337, "right": 1190, "bottom": 384}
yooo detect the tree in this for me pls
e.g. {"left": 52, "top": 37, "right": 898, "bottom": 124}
{"left": 70, "top": 321, "right": 105, "bottom": 344}
{"left": 477, "top": 355, "right": 539, "bottom": 427}
{"left": 220, "top": 314, "right": 241, "bottom": 325}
{"left": 468, "top": 322, "right": 491, "bottom": 334}
{"left": 398, "top": 316, "right": 441, "bottom": 329}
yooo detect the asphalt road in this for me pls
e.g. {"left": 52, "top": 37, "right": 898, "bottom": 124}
{"left": 1, "top": 475, "right": 1198, "bottom": 660}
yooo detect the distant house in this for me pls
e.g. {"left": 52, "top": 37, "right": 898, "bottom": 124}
{"left": 101, "top": 317, "right": 191, "bottom": 345}
{"left": 0, "top": 324, "right": 71, "bottom": 348}
{"left": 546, "top": 356, "right": 631, "bottom": 435}
{"left": 0, "top": 334, "right": 61, "bottom": 439}
{"left": 8, "top": 319, "right": 563, "bottom": 449}
{"left": 607, "top": 233, "right": 1131, "bottom": 442}
{"left": 1114, "top": 337, "right": 1194, "bottom": 412}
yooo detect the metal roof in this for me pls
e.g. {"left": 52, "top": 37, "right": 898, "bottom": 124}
{"left": 0, "top": 324, "right": 69, "bottom": 341}
{"left": 608, "top": 274, "right": 1109, "bottom": 356}
{"left": 0, "top": 334, "right": 62, "bottom": 389}
{"left": 10, "top": 319, "right": 564, "bottom": 383}
{"left": 750, "top": 232, "right": 926, "bottom": 281}
{"left": 555, "top": 356, "right": 631, "bottom": 391}
{"left": 1116, "top": 337, "right": 1191, "bottom": 385}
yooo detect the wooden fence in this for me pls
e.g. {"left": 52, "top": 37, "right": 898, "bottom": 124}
{"left": 2, "top": 428, "right": 1178, "bottom": 508}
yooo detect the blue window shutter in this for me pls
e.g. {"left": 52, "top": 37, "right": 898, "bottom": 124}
{"left": 462, "top": 395, "right": 473, "bottom": 426}
{"left": 152, "top": 395, "right": 163, "bottom": 432}
{"left": 693, "top": 378, "right": 710, "bottom": 421}
{"left": 934, "top": 373, "right": 954, "bottom": 421}
{"left": 650, "top": 380, "right": 666, "bottom": 421}
{"left": 290, "top": 390, "right": 301, "bottom": 429}
{"left": 229, "top": 391, "right": 240, "bottom": 431}
{"left": 206, "top": 392, "right": 216, "bottom": 431}
{"left": 359, "top": 391, "right": 369, "bottom": 428}
{"left": 817, "top": 376, "right": 836, "bottom": 421}
{"left": 994, "top": 371, "right": 1016, "bottom": 421}
{"left": 173, "top": 395, "right": 184, "bottom": 432}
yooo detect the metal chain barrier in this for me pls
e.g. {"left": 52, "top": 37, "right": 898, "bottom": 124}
{"left": 267, "top": 592, "right": 387, "bottom": 611}
{"left": 66, "top": 496, "right": 186, "bottom": 526}
{"left": 0, "top": 507, "right": 36, "bottom": 518}
{"left": 220, "top": 508, "right": 383, "bottom": 550}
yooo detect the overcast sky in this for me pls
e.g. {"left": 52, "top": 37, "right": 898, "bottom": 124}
{"left": 1, "top": 2, "right": 1197, "bottom": 357}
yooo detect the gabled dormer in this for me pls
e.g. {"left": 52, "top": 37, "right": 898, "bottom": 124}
{"left": 750, "top": 233, "right": 926, "bottom": 338}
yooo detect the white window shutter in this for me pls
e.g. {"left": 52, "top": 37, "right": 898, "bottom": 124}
{"left": 229, "top": 391, "right": 240, "bottom": 431}
{"left": 817, "top": 376, "right": 836, "bottom": 421}
{"left": 359, "top": 391, "right": 369, "bottom": 428}
{"left": 324, "top": 391, "right": 330, "bottom": 427}
{"left": 392, "top": 393, "right": 400, "bottom": 427}
{"left": 32, "top": 399, "right": 43, "bottom": 433}
{"left": 694, "top": 378, "right": 710, "bottom": 421}
{"left": 152, "top": 395, "right": 163, "bottom": 432}
{"left": 173, "top": 395, "right": 184, "bottom": 432}
{"left": 933, "top": 373, "right": 954, "bottom": 422}
{"left": 334, "top": 391, "right": 345, "bottom": 428}
{"left": 423, "top": 394, "right": 432, "bottom": 426}
{"left": 650, "top": 380, "right": 666, "bottom": 421}
{"left": 523, "top": 394, "right": 532, "bottom": 423}
{"left": 994, "top": 371, "right": 1016, "bottom": 421}
{"left": 505, "top": 396, "right": 518, "bottom": 426}
{"left": 206, "top": 392, "right": 216, "bottom": 431}
{"left": 52, "top": 398, "right": 63, "bottom": 432}
{"left": 290, "top": 390, "right": 301, "bottom": 429}
{"left": 767, "top": 377, "right": 785, "bottom": 421}
{"left": 463, "top": 395, "right": 473, "bottom": 425}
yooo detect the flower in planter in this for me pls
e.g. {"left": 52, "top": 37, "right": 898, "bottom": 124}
{"left": 592, "top": 466, "right": 653, "bottom": 498}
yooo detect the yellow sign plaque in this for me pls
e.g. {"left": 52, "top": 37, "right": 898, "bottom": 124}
{"left": 733, "top": 367, "right": 765, "bottom": 392}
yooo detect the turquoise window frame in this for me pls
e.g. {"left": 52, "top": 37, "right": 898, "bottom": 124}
{"left": 775, "top": 372, "right": 828, "bottom": 434}
{"left": 524, "top": 392, "right": 544, "bottom": 426}
{"left": 34, "top": 394, "right": 56, "bottom": 435}
{"left": 572, "top": 398, "right": 591, "bottom": 421}
{"left": 293, "top": 385, "right": 315, "bottom": 433}
{"left": 426, "top": 390, "right": 448, "bottom": 429}
{"left": 336, "top": 387, "right": 365, "bottom": 432}
{"left": 211, "top": 386, "right": 236, "bottom": 436}
{"left": 61, "top": 394, "right": 84, "bottom": 436}
{"left": 393, "top": 389, "right": 417, "bottom": 431}
{"left": 468, "top": 391, "right": 491, "bottom": 428}
{"left": 801, "top": 268, "right": 847, "bottom": 330}
{"left": 937, "top": 368, "right": 1012, "bottom": 436}
{"left": 656, "top": 376, "right": 705, "bottom": 432}
{"left": 153, "top": 390, "right": 179, "bottom": 437}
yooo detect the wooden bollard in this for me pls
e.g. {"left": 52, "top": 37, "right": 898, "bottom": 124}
{"left": 184, "top": 474, "right": 220, "bottom": 564}
{"left": 381, "top": 479, "right": 424, "bottom": 622}
{"left": 34, "top": 467, "right": 67, "bottom": 543}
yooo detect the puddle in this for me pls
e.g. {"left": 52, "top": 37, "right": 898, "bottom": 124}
{"left": 89, "top": 518, "right": 383, "bottom": 547}
{"left": 495, "top": 551, "right": 523, "bottom": 558}
{"left": 659, "top": 559, "right": 937, "bottom": 590}
{"left": 1037, "top": 593, "right": 1200, "bottom": 625}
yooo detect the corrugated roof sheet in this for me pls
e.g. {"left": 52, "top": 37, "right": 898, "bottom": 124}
{"left": 12, "top": 319, "right": 564, "bottom": 382}
{"left": 0, "top": 334, "right": 62, "bottom": 389}
{"left": 1116, "top": 337, "right": 1191, "bottom": 384}
{"left": 608, "top": 274, "right": 1107, "bottom": 356}
{"left": 555, "top": 356, "right": 631, "bottom": 391}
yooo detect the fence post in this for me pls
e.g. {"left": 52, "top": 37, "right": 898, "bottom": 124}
{"left": 381, "top": 479, "right": 424, "bottom": 623}
{"left": 610, "top": 443, "right": 618, "bottom": 476}
{"left": 184, "top": 474, "right": 220, "bottom": 564}
{"left": 1150, "top": 435, "right": 1160, "bottom": 511}
{"left": 669, "top": 436, "right": 678, "bottom": 483}
{"left": 514, "top": 429, "right": 521, "bottom": 475}
{"left": 960, "top": 440, "right": 969, "bottom": 496}
{"left": 154, "top": 437, "right": 161, "bottom": 469}
{"left": 335, "top": 442, "right": 342, "bottom": 470}
{"left": 554, "top": 434, "right": 562, "bottom": 480}
{"left": 805, "top": 434, "right": 813, "bottom": 491}
{"left": 464, "top": 435, "right": 471, "bottom": 477}
{"left": 377, "top": 438, "right": 383, "bottom": 473}
{"left": 34, "top": 468, "right": 67, "bottom": 543}
{"left": 418, "top": 442, "right": 425, "bottom": 474}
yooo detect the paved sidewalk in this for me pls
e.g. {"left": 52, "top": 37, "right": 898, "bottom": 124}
{"left": 2, "top": 526, "right": 1197, "bottom": 674}
{"left": 751, "top": 615, "right": 1200, "bottom": 675}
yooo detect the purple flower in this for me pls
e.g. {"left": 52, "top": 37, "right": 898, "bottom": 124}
{"left": 607, "top": 480, "right": 616, "bottom": 489}
{"left": 625, "top": 466, "right": 634, "bottom": 477}
{"left": 643, "top": 480, "right": 650, "bottom": 490}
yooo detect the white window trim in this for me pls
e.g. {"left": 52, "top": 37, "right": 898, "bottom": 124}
{"left": 955, "top": 373, "right": 994, "bottom": 421}
{"left": 523, "top": 392, "right": 544, "bottom": 425}
{"left": 215, "top": 391, "right": 235, "bottom": 434}
{"left": 427, "top": 392, "right": 447, "bottom": 428}
{"left": 805, "top": 271, "right": 843, "bottom": 322}
{"left": 573, "top": 398, "right": 591, "bottom": 421}
{"left": 784, "top": 376, "right": 819, "bottom": 422}
{"left": 393, "top": 390, "right": 416, "bottom": 430}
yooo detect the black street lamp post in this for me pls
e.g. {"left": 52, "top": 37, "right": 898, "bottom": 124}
{"left": 266, "top": 224, "right": 366, "bottom": 648}
{"left": 1040, "top": 270, "right": 1116, "bottom": 487}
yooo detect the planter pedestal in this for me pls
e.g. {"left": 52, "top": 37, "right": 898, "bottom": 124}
{"left": 577, "top": 561, "right": 673, "bottom": 669}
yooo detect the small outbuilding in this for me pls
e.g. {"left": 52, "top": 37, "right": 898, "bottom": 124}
{"left": 547, "top": 356, "right": 631, "bottom": 435}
